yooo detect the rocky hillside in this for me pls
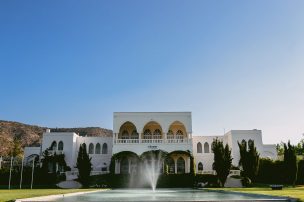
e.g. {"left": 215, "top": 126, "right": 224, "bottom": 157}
{"left": 0, "top": 120, "right": 113, "bottom": 156}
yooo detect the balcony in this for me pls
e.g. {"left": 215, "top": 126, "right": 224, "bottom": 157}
{"left": 114, "top": 138, "right": 191, "bottom": 144}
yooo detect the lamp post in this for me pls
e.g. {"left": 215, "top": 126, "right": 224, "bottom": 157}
{"left": 19, "top": 155, "right": 24, "bottom": 189}
{"left": 30, "top": 158, "right": 35, "bottom": 189}
{"left": 8, "top": 156, "right": 13, "bottom": 189}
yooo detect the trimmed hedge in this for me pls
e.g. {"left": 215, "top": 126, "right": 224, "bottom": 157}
{"left": 296, "top": 160, "right": 304, "bottom": 185}
{"left": 90, "top": 173, "right": 218, "bottom": 188}
{"left": 256, "top": 159, "right": 285, "bottom": 184}
{"left": 0, "top": 167, "right": 65, "bottom": 187}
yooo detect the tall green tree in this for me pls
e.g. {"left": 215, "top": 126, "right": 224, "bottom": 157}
{"left": 238, "top": 140, "right": 260, "bottom": 182}
{"left": 283, "top": 141, "right": 297, "bottom": 185}
{"left": 76, "top": 143, "right": 92, "bottom": 186}
{"left": 212, "top": 138, "right": 233, "bottom": 187}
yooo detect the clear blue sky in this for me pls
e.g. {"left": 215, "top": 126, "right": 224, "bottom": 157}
{"left": 1, "top": 1, "right": 304, "bottom": 144}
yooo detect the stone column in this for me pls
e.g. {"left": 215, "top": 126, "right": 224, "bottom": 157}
{"left": 163, "top": 132, "right": 167, "bottom": 143}
{"left": 186, "top": 157, "right": 190, "bottom": 173}
{"left": 174, "top": 158, "right": 177, "bottom": 174}
{"left": 139, "top": 133, "right": 142, "bottom": 143}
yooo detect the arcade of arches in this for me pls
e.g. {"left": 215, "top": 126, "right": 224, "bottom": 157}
{"left": 116, "top": 121, "right": 189, "bottom": 141}
{"left": 113, "top": 151, "right": 192, "bottom": 175}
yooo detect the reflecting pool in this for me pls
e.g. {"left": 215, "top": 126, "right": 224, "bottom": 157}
{"left": 52, "top": 188, "right": 288, "bottom": 202}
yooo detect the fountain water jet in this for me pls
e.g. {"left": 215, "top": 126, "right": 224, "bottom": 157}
{"left": 142, "top": 154, "right": 162, "bottom": 191}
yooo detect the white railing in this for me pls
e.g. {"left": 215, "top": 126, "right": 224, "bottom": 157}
{"left": 116, "top": 139, "right": 140, "bottom": 144}
{"left": 141, "top": 139, "right": 163, "bottom": 144}
{"left": 65, "top": 171, "right": 109, "bottom": 175}
{"left": 48, "top": 150, "right": 64, "bottom": 155}
{"left": 229, "top": 170, "right": 241, "bottom": 176}
{"left": 115, "top": 138, "right": 190, "bottom": 144}
{"left": 197, "top": 170, "right": 216, "bottom": 175}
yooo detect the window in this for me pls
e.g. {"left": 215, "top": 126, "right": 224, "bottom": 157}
{"left": 51, "top": 141, "right": 57, "bottom": 151}
{"left": 122, "top": 130, "right": 129, "bottom": 139}
{"left": 177, "top": 157, "right": 185, "bottom": 174}
{"left": 198, "top": 162, "right": 203, "bottom": 171}
{"left": 204, "top": 142, "right": 210, "bottom": 153}
{"left": 102, "top": 143, "right": 108, "bottom": 154}
{"left": 166, "top": 157, "right": 175, "bottom": 174}
{"left": 143, "top": 129, "right": 152, "bottom": 139}
{"left": 95, "top": 143, "right": 101, "bottom": 154}
{"left": 131, "top": 130, "right": 139, "bottom": 139}
{"left": 176, "top": 130, "right": 184, "bottom": 139}
{"left": 153, "top": 129, "right": 162, "bottom": 139}
{"left": 89, "top": 143, "right": 94, "bottom": 154}
{"left": 167, "top": 130, "right": 174, "bottom": 139}
{"left": 197, "top": 142, "right": 202, "bottom": 153}
{"left": 58, "top": 141, "right": 64, "bottom": 151}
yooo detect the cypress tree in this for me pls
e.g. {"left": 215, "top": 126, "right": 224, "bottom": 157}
{"left": 238, "top": 140, "right": 260, "bottom": 183}
{"left": 283, "top": 141, "right": 297, "bottom": 185}
{"left": 212, "top": 138, "right": 233, "bottom": 187}
{"left": 76, "top": 143, "right": 92, "bottom": 186}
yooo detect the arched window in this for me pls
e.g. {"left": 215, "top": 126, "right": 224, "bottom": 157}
{"left": 95, "top": 143, "right": 101, "bottom": 154}
{"left": 204, "top": 142, "right": 210, "bottom": 153}
{"left": 120, "top": 158, "right": 129, "bottom": 174}
{"left": 166, "top": 157, "right": 175, "bottom": 174}
{"left": 122, "top": 130, "right": 129, "bottom": 139}
{"left": 176, "top": 130, "right": 184, "bottom": 139}
{"left": 197, "top": 142, "right": 202, "bottom": 153}
{"left": 177, "top": 157, "right": 185, "bottom": 174}
{"left": 153, "top": 129, "right": 161, "bottom": 139}
{"left": 167, "top": 130, "right": 174, "bottom": 139}
{"left": 58, "top": 141, "right": 64, "bottom": 151}
{"left": 198, "top": 162, "right": 203, "bottom": 171}
{"left": 102, "top": 143, "right": 108, "bottom": 154}
{"left": 51, "top": 141, "right": 57, "bottom": 151}
{"left": 143, "top": 129, "right": 152, "bottom": 139}
{"left": 131, "top": 130, "right": 139, "bottom": 139}
{"left": 89, "top": 143, "right": 94, "bottom": 154}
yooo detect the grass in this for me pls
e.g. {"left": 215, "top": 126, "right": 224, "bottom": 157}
{"left": 0, "top": 189, "right": 96, "bottom": 202}
{"left": 207, "top": 186, "right": 304, "bottom": 201}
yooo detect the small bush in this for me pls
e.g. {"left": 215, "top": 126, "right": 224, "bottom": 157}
{"left": 241, "top": 177, "right": 252, "bottom": 187}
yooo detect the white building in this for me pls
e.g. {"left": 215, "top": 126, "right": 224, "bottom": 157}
{"left": 24, "top": 112, "right": 277, "bottom": 176}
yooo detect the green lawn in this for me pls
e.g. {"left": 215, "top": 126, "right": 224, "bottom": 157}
{"left": 0, "top": 189, "right": 96, "bottom": 202}
{"left": 207, "top": 186, "right": 304, "bottom": 201}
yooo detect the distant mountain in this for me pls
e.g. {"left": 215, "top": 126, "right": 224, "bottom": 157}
{"left": 0, "top": 120, "right": 113, "bottom": 156}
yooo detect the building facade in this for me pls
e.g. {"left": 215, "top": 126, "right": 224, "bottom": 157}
{"left": 24, "top": 112, "right": 277, "bottom": 177}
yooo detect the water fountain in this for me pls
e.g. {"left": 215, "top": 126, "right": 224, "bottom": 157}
{"left": 141, "top": 153, "right": 162, "bottom": 191}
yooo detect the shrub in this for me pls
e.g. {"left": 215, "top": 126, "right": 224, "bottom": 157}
{"left": 241, "top": 177, "right": 252, "bottom": 187}
{"left": 256, "top": 158, "right": 284, "bottom": 184}
{"left": 296, "top": 160, "right": 304, "bottom": 185}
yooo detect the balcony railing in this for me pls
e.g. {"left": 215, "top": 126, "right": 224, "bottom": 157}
{"left": 48, "top": 150, "right": 64, "bottom": 155}
{"left": 115, "top": 138, "right": 190, "bottom": 144}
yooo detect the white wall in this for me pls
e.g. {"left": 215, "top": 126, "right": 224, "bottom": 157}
{"left": 76, "top": 136, "right": 113, "bottom": 171}
{"left": 193, "top": 136, "right": 222, "bottom": 171}
{"left": 41, "top": 132, "right": 78, "bottom": 170}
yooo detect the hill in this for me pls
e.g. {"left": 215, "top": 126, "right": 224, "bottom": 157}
{"left": 0, "top": 120, "right": 113, "bottom": 156}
